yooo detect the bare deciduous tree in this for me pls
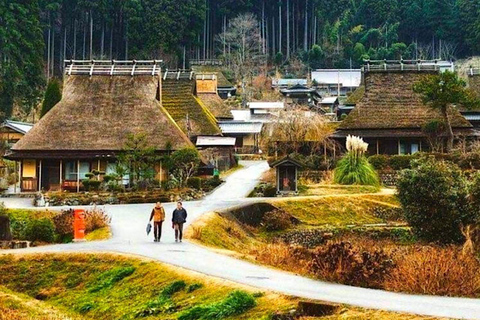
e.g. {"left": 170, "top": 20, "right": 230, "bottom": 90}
{"left": 217, "top": 13, "right": 264, "bottom": 107}
{"left": 261, "top": 111, "right": 334, "bottom": 156}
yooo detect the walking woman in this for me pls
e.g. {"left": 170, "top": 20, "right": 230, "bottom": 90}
{"left": 172, "top": 201, "right": 187, "bottom": 242}
{"left": 149, "top": 202, "right": 165, "bottom": 242}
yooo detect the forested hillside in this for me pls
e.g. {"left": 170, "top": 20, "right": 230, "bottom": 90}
{"left": 2, "top": 0, "right": 480, "bottom": 119}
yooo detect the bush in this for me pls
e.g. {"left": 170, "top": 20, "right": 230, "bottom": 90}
{"left": 334, "top": 155, "right": 379, "bottom": 186}
{"left": 397, "top": 158, "right": 471, "bottom": 243}
{"left": 53, "top": 210, "right": 74, "bottom": 237}
{"left": 24, "top": 218, "right": 55, "bottom": 243}
{"left": 386, "top": 247, "right": 480, "bottom": 296}
{"left": 389, "top": 155, "right": 414, "bottom": 170}
{"left": 335, "top": 135, "right": 379, "bottom": 186}
{"left": 187, "top": 177, "right": 202, "bottom": 190}
{"left": 309, "top": 241, "right": 395, "bottom": 289}
{"left": 85, "top": 208, "right": 110, "bottom": 233}
{"left": 368, "top": 155, "right": 389, "bottom": 170}
{"left": 261, "top": 209, "right": 293, "bottom": 232}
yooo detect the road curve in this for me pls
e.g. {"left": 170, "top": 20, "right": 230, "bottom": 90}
{"left": 2, "top": 161, "right": 480, "bottom": 320}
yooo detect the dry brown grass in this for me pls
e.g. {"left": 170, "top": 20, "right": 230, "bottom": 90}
{"left": 189, "top": 225, "right": 203, "bottom": 241}
{"left": 249, "top": 244, "right": 311, "bottom": 274}
{"left": 386, "top": 246, "right": 480, "bottom": 297}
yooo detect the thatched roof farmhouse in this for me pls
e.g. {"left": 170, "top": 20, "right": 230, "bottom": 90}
{"left": 335, "top": 61, "right": 475, "bottom": 155}
{"left": 6, "top": 60, "right": 212, "bottom": 192}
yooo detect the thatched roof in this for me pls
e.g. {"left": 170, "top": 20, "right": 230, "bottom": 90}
{"left": 197, "top": 94, "right": 233, "bottom": 119}
{"left": 11, "top": 75, "right": 193, "bottom": 155}
{"left": 162, "top": 79, "right": 221, "bottom": 136}
{"left": 339, "top": 71, "right": 472, "bottom": 131}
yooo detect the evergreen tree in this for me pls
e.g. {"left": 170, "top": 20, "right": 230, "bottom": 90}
{"left": 40, "top": 78, "right": 62, "bottom": 118}
{"left": 0, "top": 0, "right": 45, "bottom": 120}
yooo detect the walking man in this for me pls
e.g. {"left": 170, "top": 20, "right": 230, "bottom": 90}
{"left": 172, "top": 201, "right": 187, "bottom": 242}
{"left": 149, "top": 202, "right": 165, "bottom": 242}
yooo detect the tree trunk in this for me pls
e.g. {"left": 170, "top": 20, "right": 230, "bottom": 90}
{"left": 304, "top": 0, "right": 308, "bottom": 52}
{"left": 286, "top": 0, "right": 290, "bottom": 59}
{"left": 443, "top": 106, "right": 454, "bottom": 152}
{"left": 73, "top": 18, "right": 77, "bottom": 59}
{"left": 278, "top": 0, "right": 282, "bottom": 54}
{"left": 0, "top": 215, "right": 12, "bottom": 241}
{"left": 89, "top": 10, "right": 93, "bottom": 59}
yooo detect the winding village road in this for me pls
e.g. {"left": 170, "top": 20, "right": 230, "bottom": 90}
{"left": 2, "top": 161, "right": 480, "bottom": 319}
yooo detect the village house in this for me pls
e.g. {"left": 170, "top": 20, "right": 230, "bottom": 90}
{"left": 0, "top": 121, "right": 33, "bottom": 148}
{"left": 280, "top": 84, "right": 321, "bottom": 107}
{"left": 334, "top": 61, "right": 477, "bottom": 155}
{"left": 311, "top": 69, "right": 362, "bottom": 96}
{"left": 5, "top": 60, "right": 198, "bottom": 192}
{"left": 272, "top": 78, "right": 307, "bottom": 89}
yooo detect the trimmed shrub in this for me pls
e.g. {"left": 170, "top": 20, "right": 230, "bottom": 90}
{"left": 309, "top": 241, "right": 395, "bottom": 289}
{"left": 261, "top": 209, "right": 293, "bottom": 232}
{"left": 368, "top": 155, "right": 389, "bottom": 170}
{"left": 397, "top": 158, "right": 471, "bottom": 244}
{"left": 24, "top": 218, "right": 55, "bottom": 243}
{"left": 187, "top": 177, "right": 202, "bottom": 190}
{"left": 389, "top": 155, "right": 414, "bottom": 170}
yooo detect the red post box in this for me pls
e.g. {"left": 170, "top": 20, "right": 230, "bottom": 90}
{"left": 73, "top": 209, "right": 86, "bottom": 242}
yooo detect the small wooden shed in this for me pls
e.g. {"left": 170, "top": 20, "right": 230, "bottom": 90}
{"left": 271, "top": 157, "right": 303, "bottom": 195}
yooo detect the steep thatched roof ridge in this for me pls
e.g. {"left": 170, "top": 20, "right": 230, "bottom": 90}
{"left": 339, "top": 71, "right": 472, "bottom": 130}
{"left": 197, "top": 94, "right": 233, "bottom": 119}
{"left": 12, "top": 75, "right": 193, "bottom": 152}
{"left": 162, "top": 79, "right": 221, "bottom": 136}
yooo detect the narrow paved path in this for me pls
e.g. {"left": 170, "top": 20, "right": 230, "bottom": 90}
{"left": 2, "top": 161, "right": 480, "bottom": 319}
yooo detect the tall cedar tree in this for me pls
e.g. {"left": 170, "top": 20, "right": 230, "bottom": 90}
{"left": 0, "top": 0, "right": 45, "bottom": 119}
{"left": 40, "top": 78, "right": 62, "bottom": 117}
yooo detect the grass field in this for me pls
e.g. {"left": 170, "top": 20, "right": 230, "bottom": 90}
{"left": 0, "top": 253, "right": 442, "bottom": 320}
{"left": 272, "top": 195, "right": 396, "bottom": 227}
{"left": 0, "top": 253, "right": 298, "bottom": 319}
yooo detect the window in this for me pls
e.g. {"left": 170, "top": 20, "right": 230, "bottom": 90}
{"left": 399, "top": 141, "right": 420, "bottom": 155}
{"left": 79, "top": 162, "right": 90, "bottom": 179}
{"left": 64, "top": 161, "right": 77, "bottom": 180}
{"left": 64, "top": 161, "right": 90, "bottom": 180}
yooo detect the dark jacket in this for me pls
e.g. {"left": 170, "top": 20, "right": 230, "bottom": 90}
{"left": 172, "top": 208, "right": 187, "bottom": 224}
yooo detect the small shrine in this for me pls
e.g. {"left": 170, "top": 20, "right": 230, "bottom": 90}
{"left": 271, "top": 157, "right": 303, "bottom": 195}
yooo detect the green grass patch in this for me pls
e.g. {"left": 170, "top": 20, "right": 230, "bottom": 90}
{"left": 0, "top": 254, "right": 296, "bottom": 319}
{"left": 178, "top": 290, "right": 256, "bottom": 320}
{"left": 273, "top": 196, "right": 390, "bottom": 227}
{"left": 300, "top": 184, "right": 380, "bottom": 196}
{"left": 85, "top": 227, "right": 111, "bottom": 241}
{"left": 88, "top": 266, "right": 136, "bottom": 293}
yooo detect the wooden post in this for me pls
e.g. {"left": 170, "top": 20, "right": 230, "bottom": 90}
{"left": 376, "top": 139, "right": 379, "bottom": 155}
{"left": 38, "top": 160, "right": 42, "bottom": 192}
{"left": 398, "top": 140, "right": 401, "bottom": 155}
{"left": 13, "top": 161, "right": 17, "bottom": 194}
{"left": 76, "top": 160, "right": 80, "bottom": 193}
{"left": 59, "top": 160, "right": 63, "bottom": 187}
